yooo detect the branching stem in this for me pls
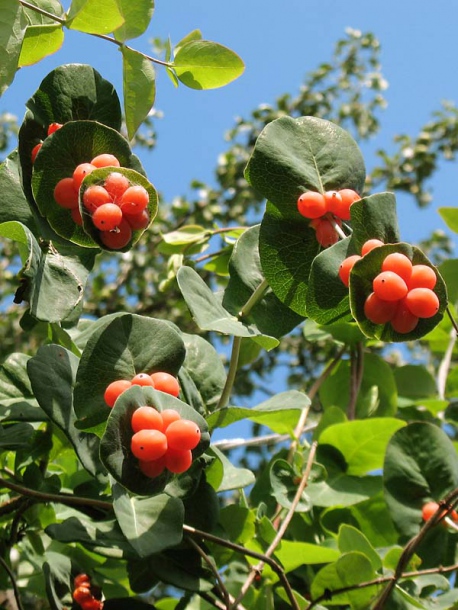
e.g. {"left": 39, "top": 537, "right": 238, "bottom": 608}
{"left": 0, "top": 555, "right": 24, "bottom": 610}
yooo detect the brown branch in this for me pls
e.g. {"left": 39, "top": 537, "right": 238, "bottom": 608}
{"left": 0, "top": 555, "right": 24, "bottom": 610}
{"left": 347, "top": 342, "right": 364, "bottom": 420}
{"left": 447, "top": 306, "right": 458, "bottom": 335}
{"left": 186, "top": 536, "right": 231, "bottom": 609}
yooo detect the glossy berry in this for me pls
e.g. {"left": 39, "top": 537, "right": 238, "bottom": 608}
{"left": 74, "top": 574, "right": 91, "bottom": 588}
{"left": 131, "top": 406, "right": 163, "bottom": 433}
{"left": 160, "top": 409, "right": 181, "bottom": 431}
{"left": 81, "top": 599, "right": 102, "bottom": 610}
{"left": 73, "top": 586, "right": 92, "bottom": 605}
{"left": 31, "top": 142, "right": 42, "bottom": 163}
{"left": 166, "top": 419, "right": 201, "bottom": 451}
{"left": 54, "top": 177, "right": 79, "bottom": 209}
{"left": 131, "top": 429, "right": 168, "bottom": 461}
{"left": 82, "top": 185, "right": 112, "bottom": 213}
{"left": 139, "top": 456, "right": 167, "bottom": 478}
{"left": 364, "top": 292, "right": 398, "bottom": 325}
{"left": 100, "top": 218, "right": 132, "bottom": 250}
{"left": 73, "top": 163, "right": 96, "bottom": 191}
{"left": 104, "top": 172, "right": 130, "bottom": 202}
{"left": 373, "top": 271, "right": 408, "bottom": 302}
{"left": 104, "top": 379, "right": 132, "bottom": 408}
{"left": 297, "top": 191, "right": 327, "bottom": 219}
{"left": 150, "top": 372, "right": 180, "bottom": 397}
{"left": 165, "top": 448, "right": 193, "bottom": 474}
{"left": 421, "top": 501, "right": 458, "bottom": 523}
{"left": 408, "top": 264, "right": 437, "bottom": 290}
{"left": 125, "top": 210, "right": 150, "bottom": 230}
{"left": 47, "top": 122, "right": 62, "bottom": 135}
{"left": 338, "top": 255, "right": 361, "bottom": 287}
{"left": 91, "top": 153, "right": 120, "bottom": 168}
{"left": 92, "top": 203, "right": 123, "bottom": 231}
{"left": 71, "top": 207, "right": 83, "bottom": 226}
{"left": 336, "top": 188, "right": 360, "bottom": 220}
{"left": 381, "top": 253, "right": 412, "bottom": 283}
{"left": 315, "top": 218, "right": 339, "bottom": 247}
{"left": 404, "top": 288, "right": 439, "bottom": 318}
{"left": 131, "top": 373, "right": 155, "bottom": 387}
{"left": 390, "top": 299, "right": 419, "bottom": 334}
{"left": 361, "top": 239, "right": 384, "bottom": 256}
{"left": 119, "top": 185, "right": 149, "bottom": 215}
{"left": 324, "top": 190, "right": 342, "bottom": 216}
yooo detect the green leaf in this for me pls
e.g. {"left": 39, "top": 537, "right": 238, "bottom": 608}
{"left": 0, "top": 153, "right": 37, "bottom": 231}
{"left": 207, "top": 390, "right": 309, "bottom": 435}
{"left": 66, "top": 0, "right": 125, "bottom": 34}
{"left": 438, "top": 207, "right": 458, "bottom": 233}
{"left": 394, "top": 365, "right": 437, "bottom": 400}
{"left": 74, "top": 313, "right": 186, "bottom": 431}
{"left": 112, "top": 483, "right": 184, "bottom": 557}
{"left": 222, "top": 225, "right": 304, "bottom": 337}
{"left": 21, "top": 0, "right": 65, "bottom": 25}
{"left": 349, "top": 192, "right": 400, "bottom": 249}
{"left": 0, "top": 1, "right": 27, "bottom": 96}
{"left": 174, "top": 29, "right": 202, "bottom": 55}
{"left": 319, "top": 353, "right": 398, "bottom": 418}
{"left": 0, "top": 353, "right": 43, "bottom": 423}
{"left": 0, "top": 422, "right": 36, "bottom": 450}
{"left": 338, "top": 524, "right": 382, "bottom": 571}
{"left": 219, "top": 504, "right": 255, "bottom": 544}
{"left": 177, "top": 266, "right": 279, "bottom": 350}
{"left": 173, "top": 40, "right": 244, "bottom": 89}
{"left": 27, "top": 345, "right": 105, "bottom": 478}
{"left": 100, "top": 386, "right": 210, "bottom": 495}
{"left": 122, "top": 47, "right": 156, "bottom": 140}
{"left": 270, "top": 459, "right": 310, "bottom": 511}
{"left": 114, "top": 0, "right": 154, "bottom": 41}
{"left": 318, "top": 418, "right": 406, "bottom": 476}
{"left": 438, "top": 259, "right": 458, "bottom": 304}
{"left": 18, "top": 24, "right": 64, "bottom": 67}
{"left": 245, "top": 116, "right": 366, "bottom": 218}
{"left": 276, "top": 540, "right": 340, "bottom": 572}
{"left": 207, "top": 446, "right": 255, "bottom": 491}
{"left": 384, "top": 422, "right": 458, "bottom": 538}
{"left": 162, "top": 225, "right": 208, "bottom": 246}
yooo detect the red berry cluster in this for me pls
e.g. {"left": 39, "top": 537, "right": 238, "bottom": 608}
{"left": 31, "top": 122, "right": 63, "bottom": 163}
{"left": 72, "top": 574, "right": 103, "bottom": 610}
{"left": 297, "top": 188, "right": 361, "bottom": 247}
{"left": 130, "top": 406, "right": 201, "bottom": 477}
{"left": 104, "top": 371, "right": 180, "bottom": 408}
{"left": 422, "top": 501, "right": 458, "bottom": 524}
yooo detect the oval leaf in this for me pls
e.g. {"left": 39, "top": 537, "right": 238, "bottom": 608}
{"left": 18, "top": 24, "right": 64, "bottom": 67}
{"left": 122, "top": 47, "right": 156, "bottom": 140}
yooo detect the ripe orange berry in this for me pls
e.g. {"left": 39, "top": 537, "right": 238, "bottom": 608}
{"left": 324, "top": 190, "right": 343, "bottom": 216}
{"left": 73, "top": 163, "right": 96, "bottom": 191}
{"left": 119, "top": 185, "right": 149, "bottom": 216}
{"left": 71, "top": 207, "right": 83, "bottom": 226}
{"left": 150, "top": 372, "right": 180, "bottom": 397}
{"left": 47, "top": 122, "right": 63, "bottom": 135}
{"left": 91, "top": 153, "right": 120, "bottom": 168}
{"left": 166, "top": 419, "right": 201, "bottom": 451}
{"left": 74, "top": 574, "right": 91, "bottom": 588}
{"left": 338, "top": 254, "right": 362, "bottom": 287}
{"left": 421, "top": 501, "right": 458, "bottom": 523}
{"left": 92, "top": 203, "right": 123, "bottom": 231}
{"left": 381, "top": 253, "right": 412, "bottom": 284}
{"left": 99, "top": 218, "right": 132, "bottom": 250}
{"left": 373, "top": 271, "right": 408, "bottom": 302}
{"left": 160, "top": 409, "right": 181, "bottom": 431}
{"left": 165, "top": 448, "right": 193, "bottom": 474}
{"left": 139, "top": 456, "right": 167, "bottom": 478}
{"left": 315, "top": 218, "right": 339, "bottom": 247}
{"left": 54, "top": 177, "right": 79, "bottom": 209}
{"left": 336, "top": 188, "right": 361, "bottom": 220}
{"left": 104, "top": 172, "right": 130, "bottom": 202}
{"left": 81, "top": 599, "right": 102, "bottom": 610}
{"left": 131, "top": 373, "right": 155, "bottom": 387}
{"left": 364, "top": 292, "right": 398, "bottom": 324}
{"left": 361, "top": 239, "right": 384, "bottom": 256}
{"left": 390, "top": 299, "right": 419, "bottom": 334}
{"left": 404, "top": 288, "right": 439, "bottom": 318}
{"left": 104, "top": 379, "right": 132, "bottom": 408}
{"left": 31, "top": 142, "right": 42, "bottom": 163}
{"left": 131, "top": 406, "right": 163, "bottom": 433}
{"left": 131, "top": 429, "right": 168, "bottom": 461}
{"left": 73, "top": 586, "right": 92, "bottom": 605}
{"left": 125, "top": 210, "right": 150, "bottom": 230}
{"left": 82, "top": 185, "right": 112, "bottom": 213}
{"left": 407, "top": 264, "right": 437, "bottom": 290}
{"left": 297, "top": 191, "right": 327, "bottom": 219}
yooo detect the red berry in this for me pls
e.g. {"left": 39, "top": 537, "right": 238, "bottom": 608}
{"left": 408, "top": 264, "right": 437, "bottom": 290}
{"left": 71, "top": 207, "right": 83, "bottom": 226}
{"left": 373, "top": 271, "right": 408, "bottom": 302}
{"left": 125, "top": 210, "right": 150, "bottom": 230}
{"left": 104, "top": 172, "right": 130, "bottom": 202}
{"left": 150, "top": 372, "right": 180, "bottom": 397}
{"left": 324, "top": 190, "right": 343, "bottom": 216}
{"left": 160, "top": 409, "right": 181, "bottom": 431}
{"left": 54, "top": 177, "right": 79, "bottom": 209}
{"left": 390, "top": 299, "right": 419, "bottom": 334}
{"left": 73, "top": 163, "right": 96, "bottom": 191}
{"left": 74, "top": 574, "right": 91, "bottom": 588}
{"left": 361, "top": 239, "right": 384, "bottom": 256}
{"left": 364, "top": 292, "right": 398, "bottom": 324}
{"left": 131, "top": 373, "right": 155, "bottom": 387}
{"left": 99, "top": 218, "right": 132, "bottom": 250}
{"left": 381, "top": 253, "right": 412, "bottom": 283}
{"left": 421, "top": 501, "right": 458, "bottom": 523}
{"left": 47, "top": 122, "right": 63, "bottom": 135}
{"left": 82, "top": 185, "right": 112, "bottom": 213}
{"left": 139, "top": 456, "right": 167, "bottom": 478}
{"left": 404, "top": 288, "right": 439, "bottom": 318}
{"left": 315, "top": 218, "right": 339, "bottom": 247}
{"left": 338, "top": 255, "right": 362, "bottom": 287}
{"left": 92, "top": 203, "right": 123, "bottom": 231}
{"left": 31, "top": 142, "right": 42, "bottom": 163}
{"left": 91, "top": 153, "right": 120, "bottom": 168}
{"left": 297, "top": 191, "right": 327, "bottom": 219}
{"left": 81, "top": 599, "right": 102, "bottom": 610}
{"left": 131, "top": 429, "right": 168, "bottom": 461}
{"left": 73, "top": 586, "right": 92, "bottom": 605}
{"left": 119, "top": 185, "right": 149, "bottom": 216}
{"left": 104, "top": 380, "right": 132, "bottom": 408}
{"left": 336, "top": 188, "right": 360, "bottom": 220}
{"left": 131, "top": 406, "right": 163, "bottom": 433}
{"left": 165, "top": 448, "right": 193, "bottom": 474}
{"left": 166, "top": 419, "right": 201, "bottom": 451}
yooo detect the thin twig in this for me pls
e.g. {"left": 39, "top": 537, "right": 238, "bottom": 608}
{"left": 347, "top": 342, "right": 364, "bottom": 420}
{"left": 437, "top": 327, "right": 457, "bottom": 399}
{"left": 186, "top": 537, "right": 231, "bottom": 609}
{"left": 447, "top": 306, "right": 458, "bottom": 334}
{"left": 0, "top": 555, "right": 24, "bottom": 610}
